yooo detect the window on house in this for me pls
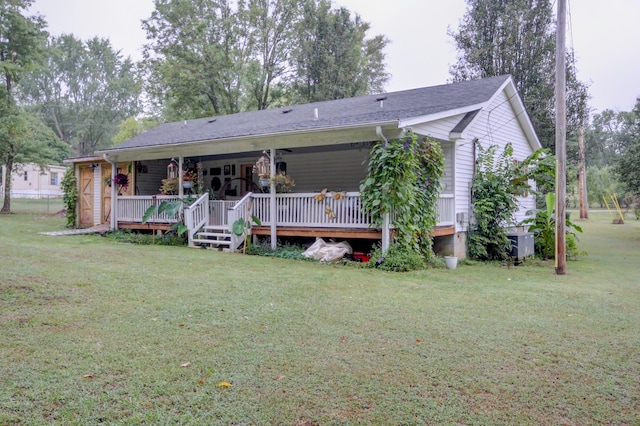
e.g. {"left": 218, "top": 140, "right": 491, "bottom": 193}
{"left": 24, "top": 171, "right": 28, "bottom": 181}
{"left": 50, "top": 172, "right": 59, "bottom": 186}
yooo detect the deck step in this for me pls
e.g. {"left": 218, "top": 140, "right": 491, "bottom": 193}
{"left": 192, "top": 238, "right": 232, "bottom": 247}
{"left": 203, "top": 225, "right": 229, "bottom": 232}
{"left": 197, "top": 232, "right": 231, "bottom": 239}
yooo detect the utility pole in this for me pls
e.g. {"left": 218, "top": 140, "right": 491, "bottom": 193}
{"left": 555, "top": 0, "right": 567, "bottom": 275}
{"left": 578, "top": 124, "right": 589, "bottom": 219}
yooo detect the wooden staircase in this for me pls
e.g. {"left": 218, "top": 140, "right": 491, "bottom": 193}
{"left": 191, "top": 225, "right": 235, "bottom": 250}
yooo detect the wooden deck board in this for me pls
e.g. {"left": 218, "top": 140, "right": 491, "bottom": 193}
{"left": 118, "top": 222, "right": 173, "bottom": 231}
{"left": 251, "top": 225, "right": 455, "bottom": 239}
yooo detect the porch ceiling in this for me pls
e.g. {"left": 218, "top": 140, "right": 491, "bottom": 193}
{"left": 102, "top": 123, "right": 403, "bottom": 163}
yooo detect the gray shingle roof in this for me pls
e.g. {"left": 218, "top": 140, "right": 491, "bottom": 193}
{"left": 107, "top": 75, "right": 510, "bottom": 152}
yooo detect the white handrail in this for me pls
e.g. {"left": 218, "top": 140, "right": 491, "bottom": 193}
{"left": 228, "top": 192, "right": 254, "bottom": 250}
{"left": 184, "top": 193, "right": 210, "bottom": 247}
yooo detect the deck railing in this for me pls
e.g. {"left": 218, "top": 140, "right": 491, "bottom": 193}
{"left": 116, "top": 192, "right": 456, "bottom": 231}
{"left": 117, "top": 195, "right": 181, "bottom": 223}
{"left": 227, "top": 193, "right": 254, "bottom": 249}
{"left": 184, "top": 193, "right": 209, "bottom": 246}
{"left": 437, "top": 194, "right": 455, "bottom": 226}
{"left": 209, "top": 200, "right": 238, "bottom": 226}
{"left": 252, "top": 192, "right": 371, "bottom": 228}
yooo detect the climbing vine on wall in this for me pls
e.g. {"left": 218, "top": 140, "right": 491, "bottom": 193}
{"left": 468, "top": 142, "right": 547, "bottom": 260}
{"left": 360, "top": 131, "right": 444, "bottom": 260}
{"left": 61, "top": 166, "right": 78, "bottom": 228}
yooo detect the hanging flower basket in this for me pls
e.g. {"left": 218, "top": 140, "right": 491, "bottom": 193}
{"left": 113, "top": 173, "right": 129, "bottom": 194}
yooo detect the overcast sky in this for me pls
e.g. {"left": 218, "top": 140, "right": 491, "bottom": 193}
{"left": 28, "top": 0, "right": 640, "bottom": 115}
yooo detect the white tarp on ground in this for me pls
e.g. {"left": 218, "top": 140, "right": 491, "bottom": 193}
{"left": 302, "top": 238, "right": 352, "bottom": 262}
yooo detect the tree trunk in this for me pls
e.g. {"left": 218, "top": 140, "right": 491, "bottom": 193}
{"left": 1, "top": 154, "right": 14, "bottom": 213}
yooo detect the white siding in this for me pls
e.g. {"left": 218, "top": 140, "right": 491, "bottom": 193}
{"left": 459, "top": 90, "right": 537, "bottom": 230}
{"left": 412, "top": 114, "right": 467, "bottom": 141}
{"left": 440, "top": 143, "right": 454, "bottom": 194}
{"left": 453, "top": 138, "right": 476, "bottom": 232}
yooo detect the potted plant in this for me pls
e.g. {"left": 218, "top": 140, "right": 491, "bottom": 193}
{"left": 182, "top": 169, "right": 196, "bottom": 189}
{"left": 159, "top": 178, "right": 178, "bottom": 195}
{"left": 269, "top": 172, "right": 295, "bottom": 193}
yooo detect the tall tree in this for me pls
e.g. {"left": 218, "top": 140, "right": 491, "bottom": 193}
{"left": 17, "top": 34, "right": 142, "bottom": 156}
{"left": 291, "top": 0, "right": 389, "bottom": 103}
{"left": 243, "top": 0, "right": 299, "bottom": 110}
{"left": 142, "top": 0, "right": 389, "bottom": 120}
{"left": 142, "top": 0, "right": 249, "bottom": 120}
{"left": 612, "top": 99, "right": 640, "bottom": 195}
{"left": 449, "top": 0, "right": 589, "bottom": 149}
{"left": 0, "top": 0, "right": 48, "bottom": 213}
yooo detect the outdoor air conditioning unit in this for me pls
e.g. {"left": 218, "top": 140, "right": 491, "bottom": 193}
{"left": 506, "top": 232, "right": 535, "bottom": 261}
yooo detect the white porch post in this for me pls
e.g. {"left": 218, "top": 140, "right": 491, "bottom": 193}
{"left": 382, "top": 212, "right": 391, "bottom": 253}
{"left": 269, "top": 148, "right": 277, "bottom": 249}
{"left": 178, "top": 157, "right": 184, "bottom": 197}
{"left": 110, "top": 161, "right": 117, "bottom": 230}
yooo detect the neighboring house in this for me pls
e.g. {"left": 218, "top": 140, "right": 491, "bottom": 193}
{"left": 67, "top": 75, "right": 541, "bottom": 258}
{"left": 0, "top": 163, "right": 67, "bottom": 199}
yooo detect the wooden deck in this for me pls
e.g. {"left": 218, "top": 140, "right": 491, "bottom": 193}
{"left": 114, "top": 192, "right": 457, "bottom": 249}
{"left": 118, "top": 221, "right": 173, "bottom": 231}
{"left": 251, "top": 225, "right": 455, "bottom": 239}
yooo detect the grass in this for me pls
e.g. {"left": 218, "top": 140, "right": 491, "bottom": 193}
{"left": 1, "top": 205, "right": 639, "bottom": 424}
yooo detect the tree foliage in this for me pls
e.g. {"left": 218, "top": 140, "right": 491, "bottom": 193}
{"left": 290, "top": 0, "right": 389, "bottom": 103}
{"left": 449, "top": 0, "right": 590, "bottom": 149}
{"left": 17, "top": 34, "right": 142, "bottom": 156}
{"left": 0, "top": 0, "right": 52, "bottom": 213}
{"left": 142, "top": 0, "right": 389, "bottom": 120}
{"left": 468, "top": 142, "right": 543, "bottom": 261}
{"left": 112, "top": 117, "right": 160, "bottom": 146}
{"left": 612, "top": 98, "right": 640, "bottom": 195}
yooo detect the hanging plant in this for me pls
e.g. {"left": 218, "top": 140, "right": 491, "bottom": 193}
{"left": 360, "top": 131, "right": 444, "bottom": 262}
{"left": 113, "top": 173, "right": 129, "bottom": 191}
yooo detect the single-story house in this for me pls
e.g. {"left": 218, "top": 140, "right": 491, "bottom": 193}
{"left": 1, "top": 163, "right": 67, "bottom": 199}
{"left": 66, "top": 75, "right": 541, "bottom": 258}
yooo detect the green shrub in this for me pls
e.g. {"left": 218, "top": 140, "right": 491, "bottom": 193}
{"left": 368, "top": 243, "right": 426, "bottom": 272}
{"left": 521, "top": 192, "right": 584, "bottom": 260}
{"left": 60, "top": 167, "right": 77, "bottom": 228}
{"left": 247, "top": 240, "right": 307, "bottom": 260}
{"left": 104, "top": 229, "right": 186, "bottom": 246}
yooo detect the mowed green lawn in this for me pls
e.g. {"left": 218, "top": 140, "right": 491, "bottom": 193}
{"left": 1, "top": 208, "right": 638, "bottom": 425}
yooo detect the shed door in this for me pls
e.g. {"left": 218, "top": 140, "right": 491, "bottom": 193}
{"left": 79, "top": 167, "right": 94, "bottom": 227}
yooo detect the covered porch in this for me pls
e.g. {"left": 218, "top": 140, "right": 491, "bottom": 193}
{"left": 115, "top": 191, "right": 456, "bottom": 251}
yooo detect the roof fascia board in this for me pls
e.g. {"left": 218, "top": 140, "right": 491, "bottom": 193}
{"left": 398, "top": 103, "right": 488, "bottom": 129}
{"left": 99, "top": 121, "right": 401, "bottom": 162}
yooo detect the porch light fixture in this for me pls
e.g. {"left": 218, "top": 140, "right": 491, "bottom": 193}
{"left": 167, "top": 159, "right": 179, "bottom": 180}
